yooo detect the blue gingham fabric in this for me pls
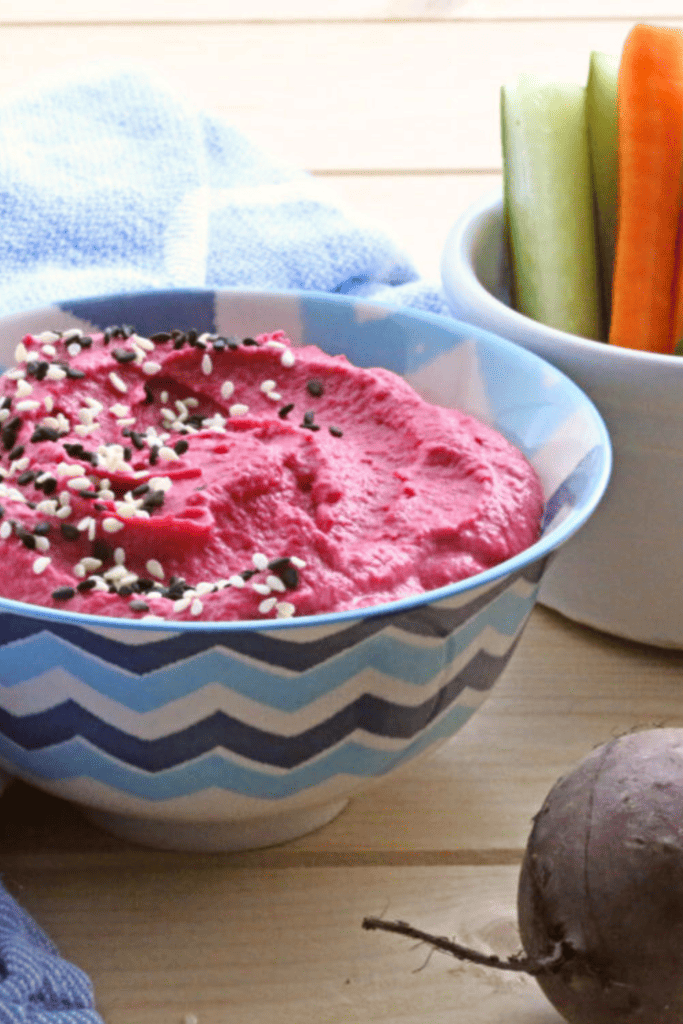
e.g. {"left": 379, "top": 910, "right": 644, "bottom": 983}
{"left": 0, "top": 65, "right": 450, "bottom": 319}
{"left": 0, "top": 62, "right": 452, "bottom": 1019}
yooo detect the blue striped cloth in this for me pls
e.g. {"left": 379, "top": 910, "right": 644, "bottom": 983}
{"left": 0, "top": 62, "right": 452, "bottom": 1020}
{"left": 0, "top": 65, "right": 450, "bottom": 319}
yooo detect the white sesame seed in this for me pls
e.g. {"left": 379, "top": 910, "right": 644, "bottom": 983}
{"left": 220, "top": 381, "right": 235, "bottom": 400}
{"left": 109, "top": 403, "right": 130, "bottom": 417}
{"left": 117, "top": 572, "right": 139, "bottom": 589}
{"left": 67, "top": 343, "right": 81, "bottom": 358}
{"left": 142, "top": 361, "right": 162, "bottom": 375}
{"left": 227, "top": 574, "right": 245, "bottom": 588}
{"left": 14, "top": 342, "right": 28, "bottom": 363}
{"left": 173, "top": 597, "right": 191, "bottom": 612}
{"left": 134, "top": 335, "right": 155, "bottom": 352}
{"left": 266, "top": 391, "right": 282, "bottom": 401}
{"left": 260, "top": 380, "right": 277, "bottom": 393}
{"left": 0, "top": 522, "right": 11, "bottom": 539}
{"left": 190, "top": 598, "right": 203, "bottom": 616}
{"left": 16, "top": 400, "right": 41, "bottom": 412}
{"left": 104, "top": 565, "right": 129, "bottom": 582}
{"left": 114, "top": 547, "right": 126, "bottom": 565}
{"left": 73, "top": 424, "right": 99, "bottom": 438}
{"left": 148, "top": 476, "right": 173, "bottom": 493}
{"left": 98, "top": 489, "right": 116, "bottom": 501}
{"left": 275, "top": 601, "right": 296, "bottom": 618}
{"left": 160, "top": 390, "right": 169, "bottom": 404}
{"left": 158, "top": 446, "right": 180, "bottom": 462}
{"left": 229, "top": 404, "right": 249, "bottom": 417}
{"left": 280, "top": 349, "right": 296, "bottom": 368}
{"left": 58, "top": 463, "right": 86, "bottom": 478}
{"left": 36, "top": 500, "right": 58, "bottom": 515}
{"left": 45, "top": 365, "right": 67, "bottom": 381}
{"left": 72, "top": 562, "right": 86, "bottom": 579}
{"left": 259, "top": 596, "right": 278, "bottom": 615}
{"left": 252, "top": 583, "right": 272, "bottom": 596}
{"left": 116, "top": 417, "right": 136, "bottom": 428}
{"left": 195, "top": 581, "right": 214, "bottom": 596}
{"left": 265, "top": 339, "right": 286, "bottom": 349}
{"left": 114, "top": 502, "right": 139, "bottom": 519}
{"left": 15, "top": 379, "right": 33, "bottom": 397}
{"left": 77, "top": 517, "right": 95, "bottom": 532}
{"left": 43, "top": 396, "right": 54, "bottom": 412}
{"left": 252, "top": 552, "right": 269, "bottom": 571}
{"left": 0, "top": 410, "right": 9, "bottom": 424}
{"left": 34, "top": 536, "right": 50, "bottom": 553}
{"left": 103, "top": 517, "right": 125, "bottom": 533}
{"left": 185, "top": 397, "right": 199, "bottom": 408}
{"left": 61, "top": 328, "right": 82, "bottom": 342}
{"left": 290, "top": 556, "right": 307, "bottom": 569}
{"left": 201, "top": 354, "right": 213, "bottom": 376}
{"left": 5, "top": 369, "right": 25, "bottom": 381}
{"left": 266, "top": 574, "right": 287, "bottom": 593}
{"left": 146, "top": 559, "right": 164, "bottom": 580}
{"left": 68, "top": 477, "right": 93, "bottom": 491}
{"left": 55, "top": 506, "right": 72, "bottom": 519}
{"left": 40, "top": 343, "right": 58, "bottom": 356}
{"left": 78, "top": 407, "right": 96, "bottom": 425}
{"left": 11, "top": 457, "right": 29, "bottom": 472}
{"left": 84, "top": 397, "right": 103, "bottom": 412}
{"left": 80, "top": 557, "right": 103, "bottom": 573}
{"left": 109, "top": 371, "right": 127, "bottom": 393}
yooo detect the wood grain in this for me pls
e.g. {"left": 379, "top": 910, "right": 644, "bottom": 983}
{"left": 0, "top": 20, "right": 679, "bottom": 172}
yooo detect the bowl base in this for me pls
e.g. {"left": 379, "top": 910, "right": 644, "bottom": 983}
{"left": 83, "top": 798, "right": 349, "bottom": 852}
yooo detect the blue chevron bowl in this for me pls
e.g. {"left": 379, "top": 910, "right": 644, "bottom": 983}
{"left": 0, "top": 289, "right": 611, "bottom": 851}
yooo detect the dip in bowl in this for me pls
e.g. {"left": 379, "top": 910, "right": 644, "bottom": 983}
{"left": 0, "top": 287, "right": 610, "bottom": 850}
{"left": 442, "top": 189, "right": 683, "bottom": 648}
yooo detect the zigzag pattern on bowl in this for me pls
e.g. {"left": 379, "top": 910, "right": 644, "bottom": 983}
{"left": 0, "top": 561, "right": 545, "bottom": 799}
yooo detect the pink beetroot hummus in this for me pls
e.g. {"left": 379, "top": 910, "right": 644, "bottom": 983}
{"left": 0, "top": 326, "right": 544, "bottom": 621}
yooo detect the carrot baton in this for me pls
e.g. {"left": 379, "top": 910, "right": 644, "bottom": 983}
{"left": 609, "top": 23, "right": 683, "bottom": 354}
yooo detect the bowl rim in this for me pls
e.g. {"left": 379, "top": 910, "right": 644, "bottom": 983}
{"left": 441, "top": 187, "right": 683, "bottom": 369}
{"left": 0, "top": 286, "right": 612, "bottom": 633}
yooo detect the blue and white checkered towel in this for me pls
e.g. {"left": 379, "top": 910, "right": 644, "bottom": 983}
{"left": 0, "top": 65, "right": 450, "bottom": 319}
{"left": 0, "top": 63, "right": 451, "bottom": 1020}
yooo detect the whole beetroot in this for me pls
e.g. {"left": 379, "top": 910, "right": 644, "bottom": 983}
{"left": 364, "top": 728, "right": 683, "bottom": 1024}
{"left": 518, "top": 727, "right": 683, "bottom": 1023}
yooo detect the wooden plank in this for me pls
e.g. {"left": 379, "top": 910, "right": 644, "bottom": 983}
{"left": 1, "top": 0, "right": 679, "bottom": 23}
{"left": 2, "top": 607, "right": 683, "bottom": 871}
{"left": 0, "top": 20, "right": 678, "bottom": 172}
{"left": 3, "top": 862, "right": 563, "bottom": 1024}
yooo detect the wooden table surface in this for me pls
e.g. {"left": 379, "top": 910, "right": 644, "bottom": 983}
{"left": 2, "top": 4, "right": 682, "bottom": 1022}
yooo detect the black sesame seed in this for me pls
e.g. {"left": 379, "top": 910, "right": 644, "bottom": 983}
{"left": 38, "top": 477, "right": 57, "bottom": 496}
{"left": 329, "top": 425, "right": 344, "bottom": 437}
{"left": 186, "top": 329, "right": 198, "bottom": 346}
{"left": 135, "top": 578, "right": 155, "bottom": 593}
{"left": 34, "top": 361, "right": 50, "bottom": 381}
{"left": 186, "top": 414, "right": 205, "bottom": 429}
{"left": 131, "top": 483, "right": 150, "bottom": 498}
{"left": 66, "top": 367, "right": 86, "bottom": 380}
{"left": 173, "top": 439, "right": 189, "bottom": 455}
{"left": 144, "top": 383, "right": 155, "bottom": 404}
{"left": 0, "top": 397, "right": 11, "bottom": 410}
{"left": 141, "top": 490, "right": 165, "bottom": 511}
{"left": 150, "top": 332, "right": 171, "bottom": 343}
{"left": 63, "top": 442, "right": 86, "bottom": 458}
{"left": 281, "top": 565, "right": 300, "bottom": 590}
{"left": 8, "top": 444, "right": 25, "bottom": 461}
{"left": 60, "top": 523, "right": 80, "bottom": 541}
{"left": 130, "top": 431, "right": 146, "bottom": 451}
{"left": 91, "top": 539, "right": 112, "bottom": 562}
{"left": 18, "top": 530, "right": 36, "bottom": 549}
{"left": 129, "top": 600, "right": 150, "bottom": 612}
{"left": 122, "top": 325, "right": 135, "bottom": 338}
{"left": 212, "top": 337, "right": 227, "bottom": 351}
{"left": 17, "top": 471, "right": 36, "bottom": 486}
{"left": 123, "top": 446, "right": 132, "bottom": 462}
{"left": 149, "top": 445, "right": 159, "bottom": 466}
{"left": 173, "top": 335, "right": 187, "bottom": 350}
{"left": 242, "top": 337, "right": 258, "bottom": 346}
{"left": 33, "top": 522, "right": 51, "bottom": 536}
{"left": 0, "top": 505, "right": 4, "bottom": 518}
{"left": 306, "top": 379, "right": 324, "bottom": 397}
{"left": 113, "top": 348, "right": 137, "bottom": 364}
{"left": 26, "top": 361, "right": 40, "bottom": 376}
{"left": 80, "top": 490, "right": 100, "bottom": 500}
{"left": 31, "top": 426, "right": 60, "bottom": 443}
{"left": 226, "top": 336, "right": 240, "bottom": 350}
{"left": 52, "top": 587, "right": 76, "bottom": 601}
{"left": 118, "top": 584, "right": 136, "bottom": 598}
{"left": 76, "top": 578, "right": 97, "bottom": 593}
{"left": 278, "top": 403, "right": 295, "bottom": 419}
{"left": 240, "top": 568, "right": 258, "bottom": 581}
{"left": 79, "top": 336, "right": 93, "bottom": 348}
